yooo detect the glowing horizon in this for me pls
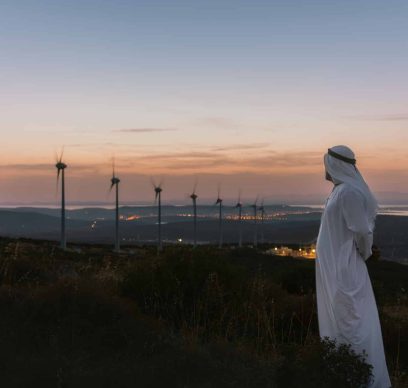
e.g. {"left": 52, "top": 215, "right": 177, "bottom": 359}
{"left": 1, "top": 1, "right": 407, "bottom": 204}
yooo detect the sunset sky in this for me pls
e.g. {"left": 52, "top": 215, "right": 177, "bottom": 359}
{"left": 1, "top": 0, "right": 407, "bottom": 205}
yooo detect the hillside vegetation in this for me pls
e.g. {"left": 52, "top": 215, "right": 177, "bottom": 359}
{"left": 0, "top": 238, "right": 406, "bottom": 387}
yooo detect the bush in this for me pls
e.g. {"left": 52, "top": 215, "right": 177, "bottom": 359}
{"left": 276, "top": 338, "right": 373, "bottom": 388}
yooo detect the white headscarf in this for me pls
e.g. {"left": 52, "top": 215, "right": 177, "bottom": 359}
{"left": 324, "top": 145, "right": 378, "bottom": 224}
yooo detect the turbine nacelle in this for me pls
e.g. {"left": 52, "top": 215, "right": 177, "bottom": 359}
{"left": 215, "top": 184, "right": 222, "bottom": 206}
{"left": 154, "top": 186, "right": 163, "bottom": 202}
{"left": 151, "top": 177, "right": 164, "bottom": 204}
{"left": 110, "top": 157, "right": 120, "bottom": 190}
{"left": 55, "top": 157, "right": 67, "bottom": 184}
{"left": 55, "top": 148, "right": 67, "bottom": 175}
{"left": 110, "top": 175, "right": 120, "bottom": 191}
{"left": 55, "top": 162, "right": 67, "bottom": 170}
{"left": 190, "top": 179, "right": 199, "bottom": 202}
{"left": 111, "top": 177, "right": 120, "bottom": 185}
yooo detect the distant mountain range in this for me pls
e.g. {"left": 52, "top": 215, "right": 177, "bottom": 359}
{"left": 0, "top": 206, "right": 407, "bottom": 264}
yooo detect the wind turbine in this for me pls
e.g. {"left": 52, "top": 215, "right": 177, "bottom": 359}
{"left": 190, "top": 180, "right": 198, "bottom": 248}
{"left": 55, "top": 150, "right": 67, "bottom": 250}
{"left": 250, "top": 196, "right": 259, "bottom": 248}
{"left": 259, "top": 199, "right": 265, "bottom": 244}
{"left": 109, "top": 159, "right": 121, "bottom": 252}
{"left": 235, "top": 190, "right": 243, "bottom": 248}
{"left": 215, "top": 185, "right": 223, "bottom": 248}
{"left": 152, "top": 178, "right": 163, "bottom": 253}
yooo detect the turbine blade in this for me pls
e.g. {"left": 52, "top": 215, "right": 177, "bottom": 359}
{"left": 59, "top": 147, "right": 65, "bottom": 163}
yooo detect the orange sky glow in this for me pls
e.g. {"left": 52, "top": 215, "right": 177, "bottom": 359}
{"left": 1, "top": 1, "right": 407, "bottom": 204}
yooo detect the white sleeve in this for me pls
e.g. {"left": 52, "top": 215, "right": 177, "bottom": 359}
{"left": 341, "top": 188, "right": 373, "bottom": 260}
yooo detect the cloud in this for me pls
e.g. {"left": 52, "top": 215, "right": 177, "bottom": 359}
{"left": 141, "top": 151, "right": 220, "bottom": 160}
{"left": 116, "top": 149, "right": 322, "bottom": 173}
{"left": 211, "top": 143, "right": 269, "bottom": 152}
{"left": 118, "top": 151, "right": 230, "bottom": 171}
{"left": 0, "top": 164, "right": 53, "bottom": 171}
{"left": 64, "top": 142, "right": 115, "bottom": 148}
{"left": 0, "top": 163, "right": 101, "bottom": 175}
{"left": 0, "top": 147, "right": 324, "bottom": 180}
{"left": 242, "top": 151, "right": 322, "bottom": 168}
{"left": 160, "top": 157, "right": 231, "bottom": 170}
{"left": 113, "top": 128, "right": 178, "bottom": 133}
{"left": 347, "top": 114, "right": 408, "bottom": 122}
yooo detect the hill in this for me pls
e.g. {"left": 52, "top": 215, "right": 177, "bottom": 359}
{"left": 0, "top": 238, "right": 406, "bottom": 387}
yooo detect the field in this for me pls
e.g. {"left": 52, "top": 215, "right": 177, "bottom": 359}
{"left": 0, "top": 238, "right": 406, "bottom": 387}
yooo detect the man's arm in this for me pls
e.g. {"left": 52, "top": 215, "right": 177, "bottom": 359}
{"left": 341, "top": 188, "right": 373, "bottom": 260}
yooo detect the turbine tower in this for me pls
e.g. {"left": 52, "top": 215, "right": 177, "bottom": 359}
{"left": 110, "top": 160, "right": 121, "bottom": 252}
{"left": 215, "top": 185, "right": 223, "bottom": 248}
{"left": 190, "top": 180, "right": 198, "bottom": 248}
{"left": 235, "top": 190, "right": 243, "bottom": 248}
{"left": 250, "top": 196, "right": 259, "bottom": 248}
{"left": 259, "top": 199, "right": 265, "bottom": 244}
{"left": 152, "top": 179, "right": 163, "bottom": 253}
{"left": 55, "top": 150, "right": 67, "bottom": 250}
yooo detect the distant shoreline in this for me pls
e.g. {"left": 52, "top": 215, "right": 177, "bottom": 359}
{"left": 1, "top": 204, "right": 408, "bottom": 216}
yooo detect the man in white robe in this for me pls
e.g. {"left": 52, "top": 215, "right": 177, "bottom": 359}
{"left": 316, "top": 145, "right": 391, "bottom": 388}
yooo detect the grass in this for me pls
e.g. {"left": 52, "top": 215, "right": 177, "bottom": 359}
{"left": 0, "top": 237, "right": 406, "bottom": 387}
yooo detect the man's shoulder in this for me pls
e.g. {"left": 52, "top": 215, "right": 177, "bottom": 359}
{"left": 337, "top": 184, "right": 364, "bottom": 202}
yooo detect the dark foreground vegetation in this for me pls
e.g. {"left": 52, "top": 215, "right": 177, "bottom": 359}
{"left": 0, "top": 238, "right": 406, "bottom": 387}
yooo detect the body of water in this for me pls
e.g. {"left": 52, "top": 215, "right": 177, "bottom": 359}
{"left": 298, "top": 205, "right": 408, "bottom": 217}
{"left": 1, "top": 204, "right": 408, "bottom": 216}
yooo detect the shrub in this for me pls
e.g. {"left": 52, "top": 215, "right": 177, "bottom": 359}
{"left": 276, "top": 338, "right": 373, "bottom": 388}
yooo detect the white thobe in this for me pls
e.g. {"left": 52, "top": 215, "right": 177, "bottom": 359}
{"left": 316, "top": 183, "right": 391, "bottom": 388}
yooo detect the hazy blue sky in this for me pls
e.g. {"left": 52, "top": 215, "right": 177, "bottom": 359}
{"left": 0, "top": 1, "right": 407, "bottom": 204}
